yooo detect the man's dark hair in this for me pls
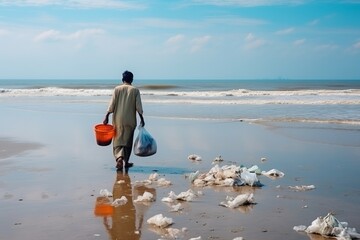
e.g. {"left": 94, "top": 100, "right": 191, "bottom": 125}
{"left": 122, "top": 71, "right": 133, "bottom": 83}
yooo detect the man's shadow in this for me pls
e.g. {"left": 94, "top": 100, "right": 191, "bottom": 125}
{"left": 102, "top": 172, "right": 156, "bottom": 240}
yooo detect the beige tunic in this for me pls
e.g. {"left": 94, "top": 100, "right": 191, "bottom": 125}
{"left": 107, "top": 84, "right": 143, "bottom": 147}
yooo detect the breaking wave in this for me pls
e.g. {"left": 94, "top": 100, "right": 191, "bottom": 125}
{"left": 1, "top": 87, "right": 359, "bottom": 105}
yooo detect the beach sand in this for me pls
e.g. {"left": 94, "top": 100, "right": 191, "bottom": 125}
{"left": 0, "top": 98, "right": 359, "bottom": 240}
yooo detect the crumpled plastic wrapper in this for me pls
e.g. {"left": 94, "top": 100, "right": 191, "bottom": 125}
{"left": 147, "top": 213, "right": 173, "bottom": 228}
{"left": 220, "top": 193, "right": 255, "bottom": 209}
{"left": 134, "top": 191, "right": 155, "bottom": 203}
{"left": 293, "top": 212, "right": 360, "bottom": 239}
{"left": 161, "top": 189, "right": 201, "bottom": 203}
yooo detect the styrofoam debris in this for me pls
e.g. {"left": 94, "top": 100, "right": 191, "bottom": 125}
{"left": 289, "top": 185, "right": 315, "bottom": 191}
{"left": 111, "top": 196, "right": 127, "bottom": 207}
{"left": 134, "top": 191, "right": 155, "bottom": 202}
{"left": 220, "top": 193, "right": 255, "bottom": 209}
{"left": 294, "top": 213, "right": 360, "bottom": 239}
{"left": 147, "top": 214, "right": 173, "bottom": 228}
{"left": 188, "top": 154, "right": 202, "bottom": 161}
{"left": 233, "top": 238, "right": 244, "bottom": 240}
{"left": 261, "top": 169, "right": 285, "bottom": 178}
{"left": 99, "top": 189, "right": 113, "bottom": 197}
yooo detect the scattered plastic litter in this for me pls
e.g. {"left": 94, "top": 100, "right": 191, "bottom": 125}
{"left": 157, "top": 178, "right": 172, "bottom": 187}
{"left": 213, "top": 155, "right": 224, "bottom": 163}
{"left": 149, "top": 172, "right": 159, "bottom": 181}
{"left": 99, "top": 189, "right": 112, "bottom": 197}
{"left": 170, "top": 203, "right": 183, "bottom": 212}
{"left": 189, "top": 164, "right": 265, "bottom": 187}
{"left": 248, "top": 165, "right": 262, "bottom": 174}
{"left": 189, "top": 237, "right": 202, "bottom": 240}
{"left": 289, "top": 185, "right": 315, "bottom": 191}
{"left": 165, "top": 228, "right": 185, "bottom": 239}
{"left": 134, "top": 191, "right": 155, "bottom": 203}
{"left": 261, "top": 169, "right": 285, "bottom": 178}
{"left": 294, "top": 212, "right": 360, "bottom": 239}
{"left": 261, "top": 157, "right": 267, "bottom": 162}
{"left": 135, "top": 173, "right": 172, "bottom": 187}
{"left": 147, "top": 214, "right": 173, "bottom": 228}
{"left": 111, "top": 196, "right": 128, "bottom": 207}
{"left": 188, "top": 170, "right": 200, "bottom": 183}
{"left": 188, "top": 154, "right": 202, "bottom": 161}
{"left": 241, "top": 169, "right": 261, "bottom": 186}
{"left": 161, "top": 189, "right": 201, "bottom": 203}
{"left": 220, "top": 193, "right": 255, "bottom": 209}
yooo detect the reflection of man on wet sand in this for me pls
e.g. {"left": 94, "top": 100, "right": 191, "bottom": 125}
{"left": 103, "top": 172, "right": 156, "bottom": 240}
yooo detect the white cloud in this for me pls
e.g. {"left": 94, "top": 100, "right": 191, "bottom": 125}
{"left": 244, "top": 33, "right": 265, "bottom": 50}
{"left": 309, "top": 19, "right": 319, "bottom": 26}
{"left": 191, "top": 0, "right": 308, "bottom": 7}
{"left": 33, "top": 28, "right": 104, "bottom": 42}
{"left": 245, "top": 33, "right": 255, "bottom": 41}
{"left": 316, "top": 44, "right": 338, "bottom": 51}
{"left": 275, "top": 27, "right": 295, "bottom": 35}
{"left": 206, "top": 16, "right": 267, "bottom": 26}
{"left": 190, "top": 35, "right": 211, "bottom": 53}
{"left": 33, "top": 29, "right": 61, "bottom": 42}
{"left": 0, "top": 28, "right": 10, "bottom": 36}
{"left": 136, "top": 18, "right": 192, "bottom": 29}
{"left": 166, "top": 34, "right": 185, "bottom": 45}
{"left": 164, "top": 34, "right": 186, "bottom": 52}
{"left": 293, "top": 38, "right": 306, "bottom": 46}
{"left": 0, "top": 0, "right": 145, "bottom": 9}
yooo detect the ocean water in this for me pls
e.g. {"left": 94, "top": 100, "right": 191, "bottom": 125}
{"left": 0, "top": 79, "right": 359, "bottom": 127}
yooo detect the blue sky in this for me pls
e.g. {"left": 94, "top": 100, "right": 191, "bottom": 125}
{"left": 0, "top": 0, "right": 360, "bottom": 80}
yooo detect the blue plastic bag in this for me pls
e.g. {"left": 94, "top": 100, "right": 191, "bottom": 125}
{"left": 134, "top": 126, "right": 157, "bottom": 157}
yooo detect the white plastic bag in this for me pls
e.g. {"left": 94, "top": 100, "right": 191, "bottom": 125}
{"left": 134, "top": 126, "right": 157, "bottom": 157}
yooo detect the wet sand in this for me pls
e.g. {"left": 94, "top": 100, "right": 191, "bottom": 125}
{"left": 0, "top": 98, "right": 359, "bottom": 240}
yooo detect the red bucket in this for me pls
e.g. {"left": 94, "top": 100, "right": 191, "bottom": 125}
{"left": 94, "top": 124, "right": 115, "bottom": 146}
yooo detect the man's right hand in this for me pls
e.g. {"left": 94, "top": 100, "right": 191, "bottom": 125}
{"left": 103, "top": 113, "right": 110, "bottom": 125}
